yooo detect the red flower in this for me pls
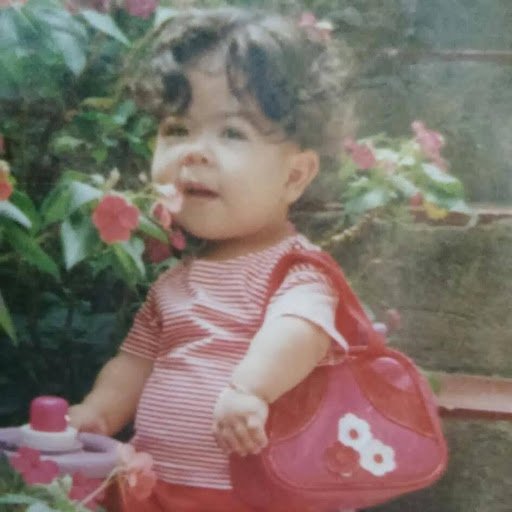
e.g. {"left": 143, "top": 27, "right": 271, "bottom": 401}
{"left": 9, "top": 446, "right": 59, "bottom": 485}
{"left": 324, "top": 441, "right": 360, "bottom": 477}
{"left": 0, "top": 179, "right": 12, "bottom": 201}
{"left": 0, "top": 161, "right": 12, "bottom": 201}
{"left": 117, "top": 444, "right": 157, "bottom": 501}
{"left": 170, "top": 229, "right": 186, "bottom": 251}
{"left": 411, "top": 121, "right": 448, "bottom": 170}
{"left": 69, "top": 472, "right": 105, "bottom": 510}
{"left": 144, "top": 237, "right": 172, "bottom": 264}
{"left": 124, "top": 0, "right": 157, "bottom": 19}
{"left": 343, "top": 137, "right": 377, "bottom": 170}
{"left": 92, "top": 195, "right": 140, "bottom": 244}
{"left": 151, "top": 201, "right": 172, "bottom": 230}
{"left": 409, "top": 191, "right": 423, "bottom": 207}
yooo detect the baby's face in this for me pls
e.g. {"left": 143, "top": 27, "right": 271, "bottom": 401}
{"left": 151, "top": 67, "right": 301, "bottom": 242}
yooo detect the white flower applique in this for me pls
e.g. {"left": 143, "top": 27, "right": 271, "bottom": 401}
{"left": 337, "top": 413, "right": 397, "bottom": 477}
{"left": 337, "top": 413, "right": 372, "bottom": 450}
{"left": 359, "top": 439, "right": 396, "bottom": 477}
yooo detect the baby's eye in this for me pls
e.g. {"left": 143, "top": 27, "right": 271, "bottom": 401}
{"left": 161, "top": 121, "right": 189, "bottom": 137}
{"left": 221, "top": 126, "right": 247, "bottom": 140}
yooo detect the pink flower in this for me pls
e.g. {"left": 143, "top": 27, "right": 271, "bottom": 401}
{"left": 170, "top": 229, "right": 186, "bottom": 251}
{"left": 9, "top": 446, "right": 59, "bottom": 485}
{"left": 116, "top": 444, "right": 157, "bottom": 501}
{"left": 151, "top": 201, "right": 172, "bottom": 230}
{"left": 143, "top": 237, "right": 172, "bottom": 263}
{"left": 298, "top": 11, "right": 333, "bottom": 42}
{"left": 343, "top": 137, "right": 377, "bottom": 169}
{"left": 69, "top": 472, "right": 105, "bottom": 510}
{"left": 124, "top": 0, "right": 158, "bottom": 19}
{"left": 92, "top": 195, "right": 140, "bottom": 244}
{"left": 324, "top": 441, "right": 360, "bottom": 477}
{"left": 411, "top": 120, "right": 448, "bottom": 170}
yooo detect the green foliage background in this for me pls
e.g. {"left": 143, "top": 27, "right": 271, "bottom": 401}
{"left": 0, "top": 0, "right": 510, "bottom": 428}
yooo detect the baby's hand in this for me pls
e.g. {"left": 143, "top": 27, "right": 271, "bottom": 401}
{"left": 68, "top": 403, "right": 108, "bottom": 435}
{"left": 212, "top": 386, "right": 269, "bottom": 457}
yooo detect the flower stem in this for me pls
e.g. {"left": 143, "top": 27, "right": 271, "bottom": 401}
{"left": 78, "top": 468, "right": 120, "bottom": 508}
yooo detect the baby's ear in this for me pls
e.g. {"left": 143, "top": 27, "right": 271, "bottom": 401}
{"left": 284, "top": 149, "right": 320, "bottom": 204}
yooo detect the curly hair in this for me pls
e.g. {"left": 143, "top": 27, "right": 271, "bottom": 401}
{"left": 126, "top": 7, "right": 354, "bottom": 161}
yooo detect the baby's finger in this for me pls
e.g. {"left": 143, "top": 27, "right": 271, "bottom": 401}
{"left": 231, "top": 421, "right": 261, "bottom": 455}
{"left": 219, "top": 424, "right": 247, "bottom": 456}
{"left": 213, "top": 428, "right": 232, "bottom": 455}
{"left": 247, "top": 415, "right": 268, "bottom": 450}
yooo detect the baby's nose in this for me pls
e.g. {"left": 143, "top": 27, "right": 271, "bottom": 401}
{"left": 180, "top": 149, "right": 210, "bottom": 167}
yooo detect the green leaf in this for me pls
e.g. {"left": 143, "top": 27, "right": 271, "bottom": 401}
{"left": 80, "top": 9, "right": 130, "bottom": 45}
{"left": 138, "top": 215, "right": 168, "bottom": 242}
{"left": 27, "top": 503, "right": 58, "bottom": 512}
{"left": 112, "top": 99, "right": 136, "bottom": 126}
{"left": 345, "top": 186, "right": 393, "bottom": 216}
{"left": 9, "top": 190, "right": 40, "bottom": 233}
{"left": 29, "top": 1, "right": 88, "bottom": 39}
{"left": 389, "top": 174, "right": 419, "bottom": 197}
{"left": 46, "top": 22, "right": 87, "bottom": 76}
{"left": 112, "top": 245, "right": 138, "bottom": 287}
{"left": 0, "top": 200, "right": 32, "bottom": 228}
{"left": 119, "top": 237, "right": 146, "bottom": 278}
{"left": 0, "top": 494, "right": 40, "bottom": 505}
{"left": 424, "top": 192, "right": 471, "bottom": 212}
{"left": 448, "top": 199, "right": 472, "bottom": 214}
{"left": 81, "top": 96, "right": 115, "bottom": 110}
{"left": 41, "top": 177, "right": 101, "bottom": 226}
{"left": 5, "top": 224, "right": 60, "bottom": 280}
{"left": 51, "top": 135, "right": 86, "bottom": 154}
{"left": 0, "top": 8, "right": 20, "bottom": 49}
{"left": 92, "top": 146, "right": 108, "bottom": 164}
{"left": 68, "top": 180, "right": 102, "bottom": 212}
{"left": 154, "top": 7, "right": 178, "bottom": 27}
{"left": 421, "top": 163, "right": 464, "bottom": 195}
{"left": 22, "top": 1, "right": 87, "bottom": 78}
{"left": 61, "top": 215, "right": 99, "bottom": 270}
{"left": 41, "top": 185, "right": 72, "bottom": 226}
{"left": 0, "top": 289, "right": 17, "bottom": 344}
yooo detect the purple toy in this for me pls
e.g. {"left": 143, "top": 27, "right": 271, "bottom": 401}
{"left": 0, "top": 396, "right": 119, "bottom": 479}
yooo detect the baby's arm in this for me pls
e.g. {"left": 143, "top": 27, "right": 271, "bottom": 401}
{"left": 233, "top": 316, "right": 330, "bottom": 402}
{"left": 213, "top": 316, "right": 330, "bottom": 456}
{"left": 69, "top": 351, "right": 153, "bottom": 436}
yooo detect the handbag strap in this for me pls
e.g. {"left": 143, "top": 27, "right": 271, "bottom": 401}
{"left": 264, "top": 248, "right": 387, "bottom": 356}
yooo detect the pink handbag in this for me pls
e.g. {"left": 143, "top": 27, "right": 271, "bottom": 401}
{"left": 230, "top": 249, "right": 448, "bottom": 511}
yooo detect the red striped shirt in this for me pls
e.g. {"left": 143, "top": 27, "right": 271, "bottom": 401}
{"left": 121, "top": 233, "right": 346, "bottom": 489}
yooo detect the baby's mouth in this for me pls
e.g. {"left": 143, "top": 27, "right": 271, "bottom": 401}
{"left": 182, "top": 182, "right": 219, "bottom": 199}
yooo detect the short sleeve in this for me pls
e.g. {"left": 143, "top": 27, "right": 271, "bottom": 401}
{"left": 120, "top": 285, "right": 162, "bottom": 360}
{"left": 264, "top": 263, "right": 348, "bottom": 359}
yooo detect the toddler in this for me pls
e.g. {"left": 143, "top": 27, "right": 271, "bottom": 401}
{"left": 70, "top": 7, "right": 353, "bottom": 511}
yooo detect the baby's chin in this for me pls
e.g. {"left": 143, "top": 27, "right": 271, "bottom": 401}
{"left": 175, "top": 219, "right": 233, "bottom": 242}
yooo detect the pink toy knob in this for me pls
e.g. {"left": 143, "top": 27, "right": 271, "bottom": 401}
{"left": 30, "top": 396, "right": 68, "bottom": 432}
